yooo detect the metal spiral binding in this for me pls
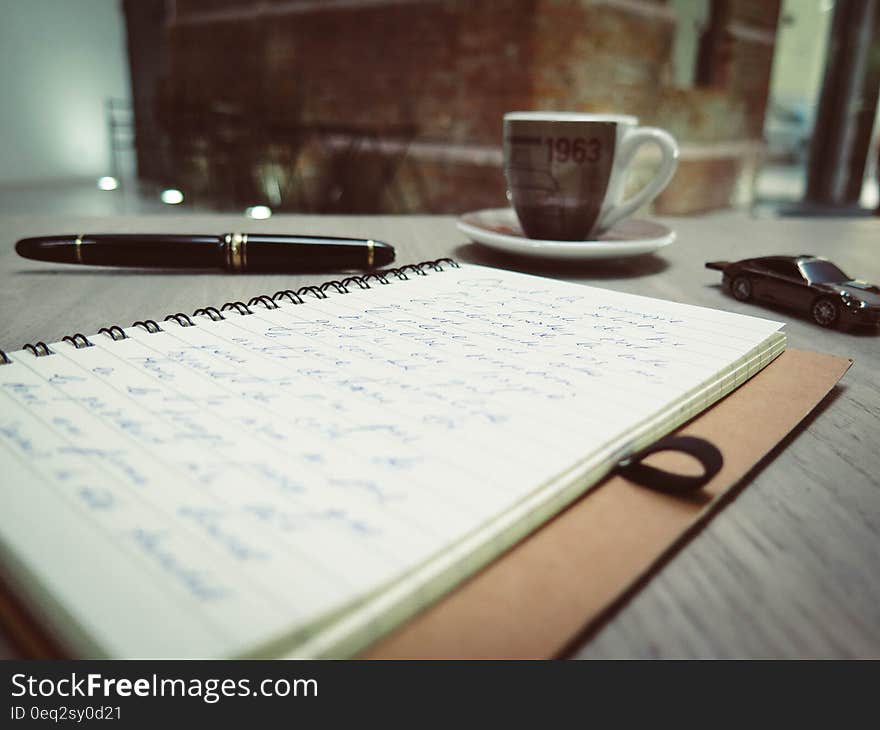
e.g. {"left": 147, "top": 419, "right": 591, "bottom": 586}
{"left": 397, "top": 264, "right": 428, "bottom": 277}
{"left": 23, "top": 342, "right": 53, "bottom": 357}
{"left": 341, "top": 276, "right": 370, "bottom": 290}
{"left": 259, "top": 258, "right": 458, "bottom": 314}
{"left": 98, "top": 325, "right": 128, "bottom": 341}
{"left": 420, "top": 259, "right": 450, "bottom": 272}
{"left": 248, "top": 295, "right": 279, "bottom": 310}
{"left": 62, "top": 333, "right": 94, "bottom": 349}
{"left": 320, "top": 280, "right": 348, "bottom": 294}
{"left": 192, "top": 307, "right": 224, "bottom": 321}
{"left": 221, "top": 301, "right": 253, "bottom": 316}
{"left": 10, "top": 259, "right": 459, "bottom": 359}
{"left": 272, "top": 289, "right": 305, "bottom": 305}
{"left": 164, "top": 313, "right": 195, "bottom": 327}
{"left": 297, "top": 285, "right": 328, "bottom": 300}
{"left": 133, "top": 320, "right": 162, "bottom": 333}
{"left": 362, "top": 271, "right": 389, "bottom": 285}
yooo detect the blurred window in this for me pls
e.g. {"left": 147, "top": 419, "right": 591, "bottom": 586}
{"left": 753, "top": 0, "right": 834, "bottom": 207}
{"left": 670, "top": 0, "right": 710, "bottom": 87}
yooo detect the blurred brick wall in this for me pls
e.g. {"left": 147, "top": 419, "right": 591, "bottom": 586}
{"left": 161, "top": 0, "right": 781, "bottom": 214}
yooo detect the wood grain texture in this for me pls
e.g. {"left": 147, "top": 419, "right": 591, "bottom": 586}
{"left": 0, "top": 211, "right": 878, "bottom": 658}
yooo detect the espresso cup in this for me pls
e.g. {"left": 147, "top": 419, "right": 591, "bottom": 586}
{"left": 503, "top": 112, "right": 679, "bottom": 241}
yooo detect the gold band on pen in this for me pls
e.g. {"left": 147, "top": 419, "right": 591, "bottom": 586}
{"left": 74, "top": 235, "right": 83, "bottom": 265}
{"left": 366, "top": 239, "right": 375, "bottom": 268}
{"left": 225, "top": 233, "right": 247, "bottom": 272}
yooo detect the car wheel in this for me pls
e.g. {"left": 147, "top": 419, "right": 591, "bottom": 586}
{"left": 811, "top": 298, "right": 839, "bottom": 328}
{"left": 731, "top": 276, "right": 752, "bottom": 301}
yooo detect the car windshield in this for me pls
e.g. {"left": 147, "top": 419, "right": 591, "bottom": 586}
{"left": 799, "top": 260, "right": 850, "bottom": 283}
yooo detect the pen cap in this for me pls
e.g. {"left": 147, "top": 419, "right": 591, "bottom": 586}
{"left": 242, "top": 235, "right": 395, "bottom": 272}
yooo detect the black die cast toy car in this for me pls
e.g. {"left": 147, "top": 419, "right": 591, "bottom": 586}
{"left": 706, "top": 256, "right": 880, "bottom": 330}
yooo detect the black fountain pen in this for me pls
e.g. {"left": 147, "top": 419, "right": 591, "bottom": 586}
{"left": 15, "top": 233, "right": 395, "bottom": 272}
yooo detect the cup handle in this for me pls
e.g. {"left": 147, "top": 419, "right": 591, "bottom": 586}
{"left": 598, "top": 127, "right": 679, "bottom": 231}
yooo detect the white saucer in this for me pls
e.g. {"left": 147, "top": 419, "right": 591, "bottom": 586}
{"left": 457, "top": 208, "right": 675, "bottom": 260}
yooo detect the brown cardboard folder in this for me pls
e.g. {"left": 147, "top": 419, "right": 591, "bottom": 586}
{"left": 0, "top": 349, "right": 852, "bottom": 659}
{"left": 363, "top": 349, "right": 852, "bottom": 659}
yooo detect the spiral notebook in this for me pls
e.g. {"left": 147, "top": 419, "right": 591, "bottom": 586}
{"left": 0, "top": 260, "right": 786, "bottom": 658}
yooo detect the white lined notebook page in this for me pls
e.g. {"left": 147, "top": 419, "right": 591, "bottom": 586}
{"left": 0, "top": 264, "right": 785, "bottom": 657}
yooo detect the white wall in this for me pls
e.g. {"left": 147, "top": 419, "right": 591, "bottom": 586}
{"left": 0, "top": 0, "right": 132, "bottom": 186}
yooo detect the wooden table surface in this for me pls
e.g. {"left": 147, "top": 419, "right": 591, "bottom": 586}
{"left": 0, "top": 211, "right": 878, "bottom": 659}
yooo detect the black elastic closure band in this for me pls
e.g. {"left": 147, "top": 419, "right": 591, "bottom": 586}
{"left": 618, "top": 435, "right": 723, "bottom": 494}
